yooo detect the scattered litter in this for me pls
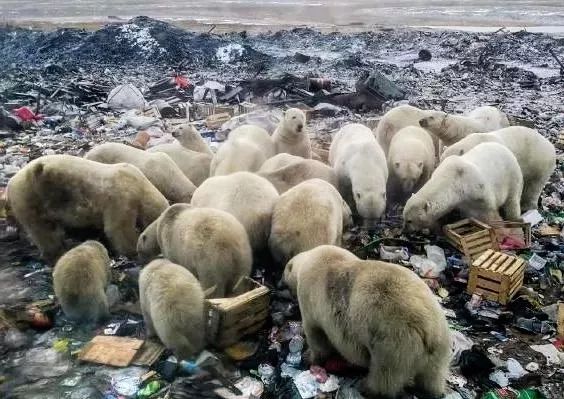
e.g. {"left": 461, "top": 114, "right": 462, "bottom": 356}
{"left": 530, "top": 344, "right": 563, "bottom": 365}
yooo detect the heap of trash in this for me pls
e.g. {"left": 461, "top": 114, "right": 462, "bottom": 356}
{"left": 1, "top": 17, "right": 563, "bottom": 399}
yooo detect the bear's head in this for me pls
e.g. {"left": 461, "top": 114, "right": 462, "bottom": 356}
{"left": 403, "top": 193, "right": 433, "bottom": 232}
{"left": 353, "top": 185, "right": 387, "bottom": 226}
{"left": 172, "top": 123, "right": 202, "bottom": 146}
{"left": 282, "top": 108, "right": 306, "bottom": 136}
{"left": 136, "top": 220, "right": 160, "bottom": 262}
{"left": 282, "top": 254, "right": 302, "bottom": 296}
{"left": 419, "top": 111, "right": 447, "bottom": 131}
{"left": 393, "top": 160, "right": 424, "bottom": 194}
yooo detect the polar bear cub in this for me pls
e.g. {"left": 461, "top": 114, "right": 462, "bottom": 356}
{"left": 441, "top": 126, "right": 556, "bottom": 211}
{"left": 329, "top": 123, "right": 388, "bottom": 224}
{"left": 139, "top": 259, "right": 206, "bottom": 359}
{"left": 283, "top": 245, "right": 451, "bottom": 398}
{"left": 271, "top": 108, "right": 311, "bottom": 158}
{"left": 404, "top": 142, "right": 523, "bottom": 231}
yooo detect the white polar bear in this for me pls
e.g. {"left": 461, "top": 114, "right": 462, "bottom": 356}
{"left": 258, "top": 154, "right": 338, "bottom": 194}
{"left": 374, "top": 104, "right": 439, "bottom": 154}
{"left": 419, "top": 105, "right": 510, "bottom": 146}
{"left": 190, "top": 172, "right": 279, "bottom": 252}
{"left": 210, "top": 124, "right": 275, "bottom": 176}
{"left": 403, "top": 142, "right": 523, "bottom": 231}
{"left": 329, "top": 123, "right": 388, "bottom": 224}
{"left": 85, "top": 142, "right": 196, "bottom": 203}
{"left": 441, "top": 126, "right": 556, "bottom": 211}
{"left": 271, "top": 108, "right": 312, "bottom": 158}
{"left": 388, "top": 126, "right": 436, "bottom": 195}
{"left": 148, "top": 143, "right": 211, "bottom": 187}
{"left": 282, "top": 245, "right": 451, "bottom": 398}
{"left": 269, "top": 179, "right": 352, "bottom": 265}
{"left": 137, "top": 204, "right": 252, "bottom": 298}
{"left": 170, "top": 123, "right": 213, "bottom": 155}
{"left": 139, "top": 259, "right": 206, "bottom": 359}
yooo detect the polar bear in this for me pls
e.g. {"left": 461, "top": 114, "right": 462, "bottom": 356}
{"left": 388, "top": 126, "right": 436, "bottom": 196}
{"left": 53, "top": 240, "right": 111, "bottom": 323}
{"left": 139, "top": 259, "right": 205, "bottom": 359}
{"left": 271, "top": 108, "right": 311, "bottom": 158}
{"left": 85, "top": 142, "right": 196, "bottom": 203}
{"left": 269, "top": 179, "right": 352, "bottom": 264}
{"left": 329, "top": 123, "right": 388, "bottom": 224}
{"left": 259, "top": 153, "right": 303, "bottom": 172}
{"left": 283, "top": 245, "right": 451, "bottom": 398}
{"left": 7, "top": 155, "right": 168, "bottom": 260}
{"left": 419, "top": 106, "right": 510, "bottom": 146}
{"left": 374, "top": 104, "right": 439, "bottom": 154}
{"left": 190, "top": 172, "right": 279, "bottom": 252}
{"left": 170, "top": 123, "right": 213, "bottom": 155}
{"left": 210, "top": 124, "right": 275, "bottom": 176}
{"left": 258, "top": 157, "right": 338, "bottom": 194}
{"left": 137, "top": 204, "right": 252, "bottom": 298}
{"left": 148, "top": 143, "right": 212, "bottom": 186}
{"left": 441, "top": 126, "right": 556, "bottom": 211}
{"left": 403, "top": 142, "right": 523, "bottom": 231}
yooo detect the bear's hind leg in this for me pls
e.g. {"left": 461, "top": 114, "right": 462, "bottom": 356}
{"left": 502, "top": 194, "right": 522, "bottom": 221}
{"left": 103, "top": 209, "right": 138, "bottom": 257}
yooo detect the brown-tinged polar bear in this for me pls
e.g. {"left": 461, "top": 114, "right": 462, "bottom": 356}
{"left": 137, "top": 204, "right": 252, "bottom": 298}
{"left": 139, "top": 259, "right": 205, "bottom": 359}
{"left": 258, "top": 154, "right": 338, "bottom": 194}
{"left": 53, "top": 240, "right": 111, "bottom": 323}
{"left": 85, "top": 142, "right": 196, "bottom": 203}
{"left": 329, "top": 123, "right": 388, "bottom": 224}
{"left": 210, "top": 124, "right": 276, "bottom": 176}
{"left": 148, "top": 143, "right": 212, "bottom": 187}
{"left": 7, "top": 155, "right": 168, "bottom": 260}
{"left": 170, "top": 123, "right": 213, "bottom": 155}
{"left": 374, "top": 104, "right": 438, "bottom": 154}
{"left": 190, "top": 172, "right": 279, "bottom": 251}
{"left": 283, "top": 245, "right": 451, "bottom": 398}
{"left": 404, "top": 142, "right": 523, "bottom": 231}
{"left": 419, "top": 105, "right": 510, "bottom": 146}
{"left": 388, "top": 126, "right": 436, "bottom": 195}
{"left": 441, "top": 126, "right": 556, "bottom": 211}
{"left": 269, "top": 179, "right": 352, "bottom": 264}
{"left": 271, "top": 108, "right": 312, "bottom": 158}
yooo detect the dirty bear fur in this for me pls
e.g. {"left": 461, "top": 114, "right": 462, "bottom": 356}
{"left": 269, "top": 179, "right": 352, "bottom": 265}
{"left": 85, "top": 142, "right": 196, "bottom": 203}
{"left": 210, "top": 124, "right": 275, "bottom": 176}
{"left": 53, "top": 240, "right": 111, "bottom": 323}
{"left": 283, "top": 245, "right": 451, "bottom": 398}
{"left": 170, "top": 123, "right": 213, "bottom": 155}
{"left": 258, "top": 155, "right": 338, "bottom": 194}
{"left": 148, "top": 142, "right": 212, "bottom": 187}
{"left": 419, "top": 106, "right": 510, "bottom": 146}
{"left": 259, "top": 153, "right": 303, "bottom": 172}
{"left": 137, "top": 204, "right": 252, "bottom": 298}
{"left": 271, "top": 108, "right": 312, "bottom": 158}
{"left": 440, "top": 126, "right": 556, "bottom": 211}
{"left": 191, "top": 172, "right": 279, "bottom": 252}
{"left": 139, "top": 259, "right": 205, "bottom": 359}
{"left": 388, "top": 126, "right": 436, "bottom": 196}
{"left": 7, "top": 155, "right": 168, "bottom": 260}
{"left": 329, "top": 123, "right": 388, "bottom": 224}
{"left": 374, "top": 104, "right": 439, "bottom": 155}
{"left": 404, "top": 142, "right": 523, "bottom": 231}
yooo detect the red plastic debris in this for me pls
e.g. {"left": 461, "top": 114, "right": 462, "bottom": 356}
{"left": 174, "top": 75, "right": 191, "bottom": 89}
{"left": 12, "top": 106, "right": 43, "bottom": 122}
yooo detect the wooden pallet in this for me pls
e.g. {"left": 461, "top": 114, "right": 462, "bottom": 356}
{"left": 444, "top": 218, "right": 498, "bottom": 261}
{"left": 467, "top": 249, "right": 525, "bottom": 304}
{"left": 557, "top": 130, "right": 564, "bottom": 150}
{"left": 206, "top": 278, "right": 270, "bottom": 348}
{"left": 488, "top": 221, "right": 531, "bottom": 249}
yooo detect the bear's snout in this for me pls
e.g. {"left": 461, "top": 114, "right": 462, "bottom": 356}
{"left": 297, "top": 123, "right": 303, "bottom": 132}
{"left": 419, "top": 118, "right": 428, "bottom": 128}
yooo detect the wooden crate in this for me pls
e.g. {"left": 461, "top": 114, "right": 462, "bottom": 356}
{"left": 488, "top": 221, "right": 531, "bottom": 249}
{"left": 444, "top": 218, "right": 498, "bottom": 261}
{"left": 206, "top": 278, "right": 270, "bottom": 348}
{"left": 205, "top": 112, "right": 231, "bottom": 129}
{"left": 467, "top": 249, "right": 525, "bottom": 304}
{"left": 556, "top": 130, "right": 564, "bottom": 150}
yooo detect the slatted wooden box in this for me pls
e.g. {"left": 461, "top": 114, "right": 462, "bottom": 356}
{"left": 556, "top": 130, "right": 564, "bottom": 150}
{"left": 489, "top": 221, "right": 531, "bottom": 249}
{"left": 205, "top": 278, "right": 270, "bottom": 348}
{"left": 444, "top": 218, "right": 498, "bottom": 261}
{"left": 467, "top": 249, "right": 525, "bottom": 304}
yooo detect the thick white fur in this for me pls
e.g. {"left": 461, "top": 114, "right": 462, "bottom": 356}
{"left": 272, "top": 108, "right": 311, "bottom": 158}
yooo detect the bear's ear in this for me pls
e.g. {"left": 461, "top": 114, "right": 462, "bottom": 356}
{"left": 478, "top": 183, "right": 484, "bottom": 190}
{"left": 423, "top": 201, "right": 431, "bottom": 213}
{"left": 394, "top": 162, "right": 400, "bottom": 168}
{"left": 456, "top": 167, "right": 465, "bottom": 177}
{"left": 417, "top": 161, "right": 423, "bottom": 168}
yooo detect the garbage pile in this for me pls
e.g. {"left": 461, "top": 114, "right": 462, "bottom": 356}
{"left": 1, "top": 17, "right": 563, "bottom": 399}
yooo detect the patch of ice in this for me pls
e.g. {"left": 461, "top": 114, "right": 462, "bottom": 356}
{"left": 116, "top": 24, "right": 166, "bottom": 56}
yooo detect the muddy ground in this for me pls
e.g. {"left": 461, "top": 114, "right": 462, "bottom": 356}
{"left": 0, "top": 16, "right": 563, "bottom": 399}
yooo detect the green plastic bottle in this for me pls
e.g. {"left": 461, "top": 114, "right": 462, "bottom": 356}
{"left": 482, "top": 388, "right": 544, "bottom": 399}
